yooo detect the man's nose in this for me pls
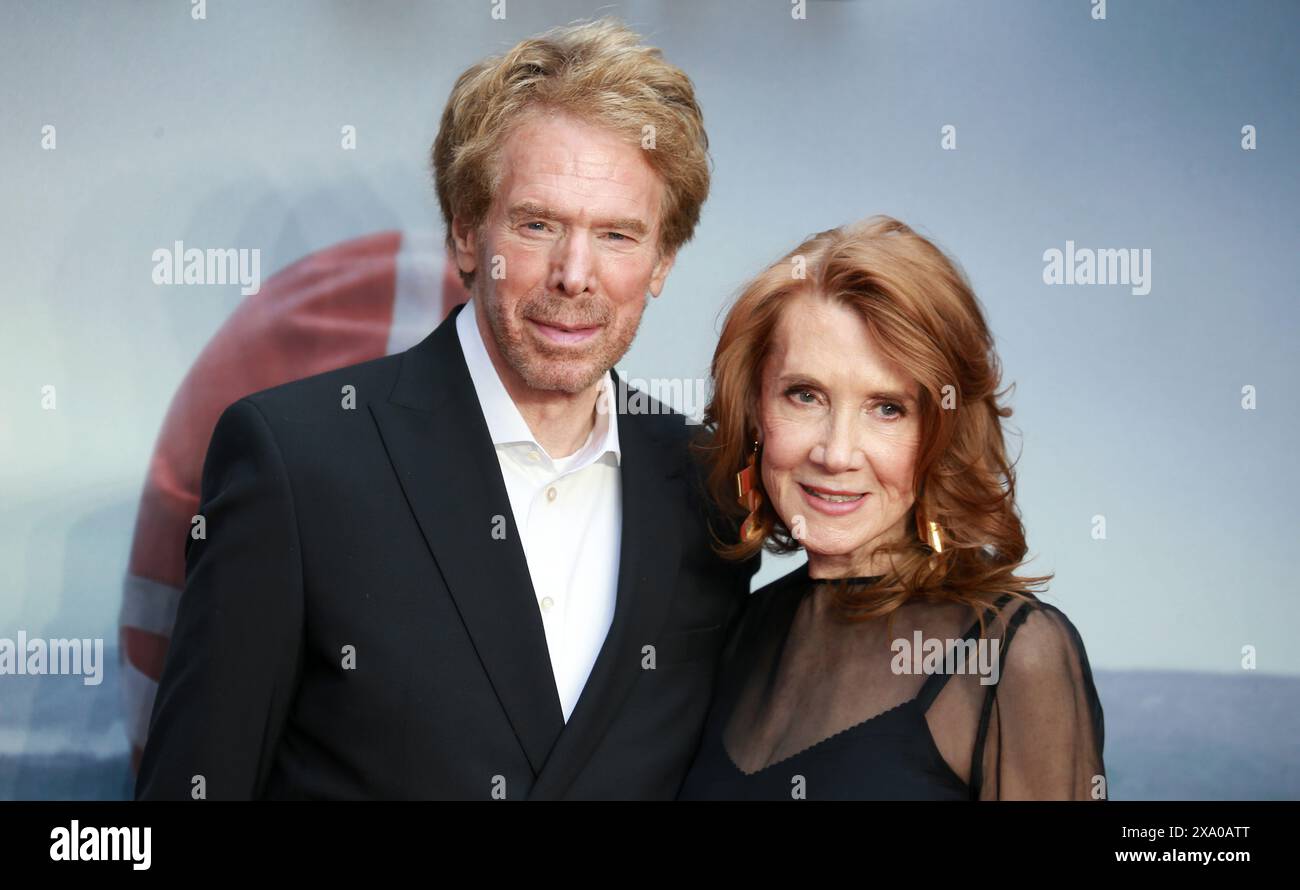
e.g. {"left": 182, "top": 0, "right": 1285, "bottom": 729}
{"left": 549, "top": 230, "right": 596, "bottom": 296}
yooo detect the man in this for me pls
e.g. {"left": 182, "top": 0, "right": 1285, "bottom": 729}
{"left": 135, "top": 18, "right": 756, "bottom": 800}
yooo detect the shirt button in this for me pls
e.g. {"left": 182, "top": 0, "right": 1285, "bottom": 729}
{"left": 546, "top": 486, "right": 557, "bottom": 502}
{"left": 527, "top": 450, "right": 540, "bottom": 462}
{"left": 540, "top": 596, "right": 555, "bottom": 612}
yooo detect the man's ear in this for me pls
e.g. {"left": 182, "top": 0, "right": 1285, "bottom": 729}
{"left": 647, "top": 247, "right": 678, "bottom": 298}
{"left": 451, "top": 216, "right": 479, "bottom": 277}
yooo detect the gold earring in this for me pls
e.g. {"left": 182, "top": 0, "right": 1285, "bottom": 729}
{"left": 735, "top": 439, "right": 763, "bottom": 543}
{"left": 924, "top": 519, "right": 945, "bottom": 553}
{"left": 915, "top": 507, "right": 944, "bottom": 553}
{"left": 913, "top": 479, "right": 945, "bottom": 554}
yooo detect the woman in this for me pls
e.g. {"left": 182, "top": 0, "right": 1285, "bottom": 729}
{"left": 679, "top": 216, "right": 1106, "bottom": 800}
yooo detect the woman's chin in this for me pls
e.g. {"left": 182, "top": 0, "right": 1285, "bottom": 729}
{"left": 798, "top": 532, "right": 872, "bottom": 561}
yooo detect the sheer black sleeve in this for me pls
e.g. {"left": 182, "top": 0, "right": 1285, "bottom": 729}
{"left": 972, "top": 603, "right": 1107, "bottom": 800}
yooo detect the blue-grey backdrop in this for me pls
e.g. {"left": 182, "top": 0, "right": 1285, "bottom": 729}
{"left": 1, "top": 0, "right": 1296, "bottom": 799}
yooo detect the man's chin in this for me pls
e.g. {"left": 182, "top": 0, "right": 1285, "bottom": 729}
{"left": 517, "top": 359, "right": 608, "bottom": 395}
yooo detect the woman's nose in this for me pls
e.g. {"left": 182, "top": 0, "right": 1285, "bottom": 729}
{"left": 811, "top": 412, "right": 863, "bottom": 472}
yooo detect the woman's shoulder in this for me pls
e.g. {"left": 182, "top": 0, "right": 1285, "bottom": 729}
{"left": 993, "top": 592, "right": 1083, "bottom": 634}
{"left": 990, "top": 594, "right": 1096, "bottom": 684}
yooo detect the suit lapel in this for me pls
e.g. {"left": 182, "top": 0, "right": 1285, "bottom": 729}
{"left": 370, "top": 305, "right": 686, "bottom": 796}
{"left": 369, "top": 305, "right": 565, "bottom": 776}
{"left": 527, "top": 372, "right": 685, "bottom": 800}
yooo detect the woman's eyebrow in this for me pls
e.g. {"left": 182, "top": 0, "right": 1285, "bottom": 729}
{"left": 867, "top": 389, "right": 917, "bottom": 404}
{"left": 777, "top": 374, "right": 916, "bottom": 403}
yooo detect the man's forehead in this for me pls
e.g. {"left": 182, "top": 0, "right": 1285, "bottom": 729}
{"left": 491, "top": 132, "right": 661, "bottom": 227}
{"left": 506, "top": 141, "right": 621, "bottom": 179}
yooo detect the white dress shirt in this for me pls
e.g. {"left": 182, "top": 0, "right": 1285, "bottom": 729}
{"left": 455, "top": 299, "right": 622, "bottom": 722}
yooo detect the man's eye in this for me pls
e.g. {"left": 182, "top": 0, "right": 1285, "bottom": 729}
{"left": 604, "top": 232, "right": 629, "bottom": 241}
{"left": 524, "top": 221, "right": 549, "bottom": 232}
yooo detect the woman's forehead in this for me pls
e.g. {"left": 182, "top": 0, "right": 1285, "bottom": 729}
{"left": 767, "top": 295, "right": 917, "bottom": 395}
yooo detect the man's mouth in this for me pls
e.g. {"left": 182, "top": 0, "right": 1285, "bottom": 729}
{"left": 528, "top": 318, "right": 603, "bottom": 345}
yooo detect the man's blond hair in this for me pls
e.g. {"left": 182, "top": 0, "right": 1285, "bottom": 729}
{"left": 431, "top": 17, "right": 711, "bottom": 288}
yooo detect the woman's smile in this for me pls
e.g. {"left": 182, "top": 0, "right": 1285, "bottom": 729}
{"left": 798, "top": 483, "right": 870, "bottom": 515}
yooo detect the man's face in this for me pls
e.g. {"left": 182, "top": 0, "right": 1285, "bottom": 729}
{"left": 452, "top": 110, "right": 676, "bottom": 395}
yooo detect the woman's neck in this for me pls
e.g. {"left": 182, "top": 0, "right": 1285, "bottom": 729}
{"left": 806, "top": 551, "right": 885, "bottom": 580}
{"left": 805, "top": 520, "right": 911, "bottom": 580}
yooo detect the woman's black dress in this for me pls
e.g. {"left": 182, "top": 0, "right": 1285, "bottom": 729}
{"left": 678, "top": 562, "right": 1106, "bottom": 800}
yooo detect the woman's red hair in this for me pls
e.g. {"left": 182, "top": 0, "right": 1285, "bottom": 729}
{"left": 694, "top": 216, "right": 1051, "bottom": 624}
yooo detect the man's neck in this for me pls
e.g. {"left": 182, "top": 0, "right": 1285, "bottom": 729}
{"left": 474, "top": 307, "right": 602, "bottom": 459}
{"left": 510, "top": 379, "right": 602, "bottom": 459}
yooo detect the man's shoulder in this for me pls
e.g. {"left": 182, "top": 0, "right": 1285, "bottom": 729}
{"left": 614, "top": 388, "right": 714, "bottom": 488}
{"left": 753, "top": 563, "right": 807, "bottom": 596}
{"left": 237, "top": 351, "right": 407, "bottom": 426}
{"left": 612, "top": 376, "right": 712, "bottom": 449}
{"left": 739, "top": 562, "right": 808, "bottom": 611}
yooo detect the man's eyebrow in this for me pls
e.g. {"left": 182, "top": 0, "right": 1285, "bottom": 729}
{"left": 594, "top": 216, "right": 649, "bottom": 236}
{"left": 507, "top": 202, "right": 563, "bottom": 224}
{"left": 507, "top": 202, "right": 649, "bottom": 236}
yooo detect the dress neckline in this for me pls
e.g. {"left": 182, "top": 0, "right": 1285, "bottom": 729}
{"left": 799, "top": 561, "right": 883, "bottom": 586}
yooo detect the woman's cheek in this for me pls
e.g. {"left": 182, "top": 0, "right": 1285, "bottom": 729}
{"left": 878, "top": 433, "right": 921, "bottom": 492}
{"left": 762, "top": 412, "right": 814, "bottom": 462}
{"left": 755, "top": 425, "right": 788, "bottom": 505}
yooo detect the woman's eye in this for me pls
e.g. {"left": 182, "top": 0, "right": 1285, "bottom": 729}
{"left": 876, "top": 401, "right": 906, "bottom": 420}
{"left": 786, "top": 386, "right": 818, "bottom": 404}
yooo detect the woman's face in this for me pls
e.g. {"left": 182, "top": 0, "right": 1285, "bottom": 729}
{"left": 757, "top": 291, "right": 923, "bottom": 575}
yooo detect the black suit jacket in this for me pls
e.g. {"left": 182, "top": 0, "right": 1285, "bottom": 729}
{"left": 135, "top": 303, "right": 757, "bottom": 800}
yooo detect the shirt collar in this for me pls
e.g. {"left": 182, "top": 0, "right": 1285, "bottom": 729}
{"left": 456, "top": 298, "right": 621, "bottom": 467}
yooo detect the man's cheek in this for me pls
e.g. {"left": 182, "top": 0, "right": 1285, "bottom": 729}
{"left": 506, "top": 257, "right": 548, "bottom": 298}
